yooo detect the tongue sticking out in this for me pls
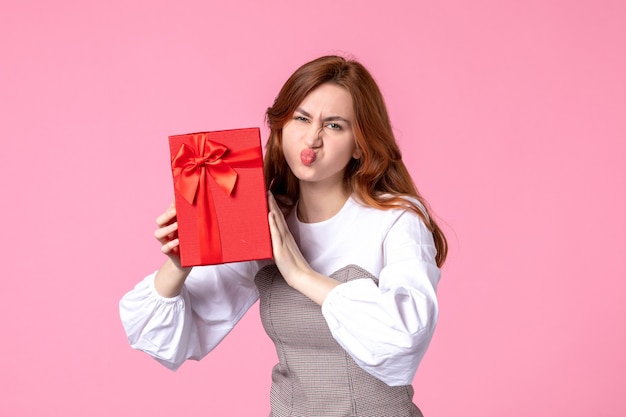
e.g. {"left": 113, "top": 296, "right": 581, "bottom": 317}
{"left": 300, "top": 149, "right": 316, "bottom": 166}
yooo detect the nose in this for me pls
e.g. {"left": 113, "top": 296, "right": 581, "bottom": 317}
{"left": 304, "top": 124, "right": 323, "bottom": 148}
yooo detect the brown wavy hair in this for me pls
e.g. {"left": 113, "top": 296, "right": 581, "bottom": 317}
{"left": 264, "top": 55, "right": 447, "bottom": 267}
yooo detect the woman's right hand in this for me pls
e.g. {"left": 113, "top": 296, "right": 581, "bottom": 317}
{"left": 154, "top": 203, "right": 192, "bottom": 297}
{"left": 154, "top": 203, "right": 183, "bottom": 267}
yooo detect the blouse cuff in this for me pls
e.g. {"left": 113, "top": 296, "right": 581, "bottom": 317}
{"left": 146, "top": 272, "right": 184, "bottom": 304}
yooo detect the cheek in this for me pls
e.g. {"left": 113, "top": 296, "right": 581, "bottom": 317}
{"left": 352, "top": 143, "right": 362, "bottom": 159}
{"left": 280, "top": 128, "right": 300, "bottom": 167}
{"left": 335, "top": 137, "right": 358, "bottom": 159}
{"left": 280, "top": 128, "right": 296, "bottom": 154}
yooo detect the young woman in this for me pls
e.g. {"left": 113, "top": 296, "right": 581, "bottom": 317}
{"left": 120, "top": 55, "right": 447, "bottom": 416}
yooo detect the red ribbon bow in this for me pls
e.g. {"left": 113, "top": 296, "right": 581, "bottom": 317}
{"left": 171, "top": 133, "right": 263, "bottom": 264}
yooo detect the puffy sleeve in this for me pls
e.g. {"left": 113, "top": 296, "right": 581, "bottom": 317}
{"left": 119, "top": 261, "right": 261, "bottom": 370}
{"left": 321, "top": 210, "right": 441, "bottom": 386}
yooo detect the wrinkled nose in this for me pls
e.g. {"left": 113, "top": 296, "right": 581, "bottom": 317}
{"left": 304, "top": 125, "right": 323, "bottom": 148}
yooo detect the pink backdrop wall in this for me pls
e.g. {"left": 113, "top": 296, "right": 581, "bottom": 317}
{"left": 1, "top": 0, "right": 624, "bottom": 415}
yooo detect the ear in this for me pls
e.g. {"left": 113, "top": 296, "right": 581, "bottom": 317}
{"left": 352, "top": 147, "right": 362, "bottom": 160}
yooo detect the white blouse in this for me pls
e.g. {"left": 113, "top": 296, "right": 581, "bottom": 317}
{"left": 119, "top": 195, "right": 441, "bottom": 386}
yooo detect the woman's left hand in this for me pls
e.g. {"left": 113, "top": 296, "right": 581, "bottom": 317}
{"left": 267, "top": 192, "right": 313, "bottom": 287}
{"left": 267, "top": 192, "right": 339, "bottom": 305}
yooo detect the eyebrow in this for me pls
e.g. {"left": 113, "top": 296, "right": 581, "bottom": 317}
{"left": 295, "top": 108, "right": 352, "bottom": 125}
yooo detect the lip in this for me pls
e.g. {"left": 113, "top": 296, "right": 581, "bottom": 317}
{"left": 300, "top": 148, "right": 317, "bottom": 166}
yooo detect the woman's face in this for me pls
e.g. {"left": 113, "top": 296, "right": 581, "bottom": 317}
{"left": 281, "top": 83, "right": 361, "bottom": 189}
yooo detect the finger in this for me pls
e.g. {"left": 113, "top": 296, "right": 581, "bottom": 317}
{"left": 161, "top": 238, "right": 180, "bottom": 255}
{"left": 267, "top": 193, "right": 280, "bottom": 224}
{"left": 156, "top": 204, "right": 177, "bottom": 227}
{"left": 267, "top": 193, "right": 289, "bottom": 236}
{"left": 267, "top": 192, "right": 279, "bottom": 213}
{"left": 268, "top": 212, "right": 283, "bottom": 248}
{"left": 155, "top": 222, "right": 178, "bottom": 242}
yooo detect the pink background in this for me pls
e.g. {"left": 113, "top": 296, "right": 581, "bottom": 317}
{"left": 1, "top": 0, "right": 624, "bottom": 416}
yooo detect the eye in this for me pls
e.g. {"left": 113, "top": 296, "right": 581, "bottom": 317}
{"left": 294, "top": 115, "right": 309, "bottom": 123}
{"left": 326, "top": 122, "right": 342, "bottom": 130}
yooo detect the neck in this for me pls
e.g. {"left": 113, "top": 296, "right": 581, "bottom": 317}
{"left": 297, "top": 182, "right": 350, "bottom": 223}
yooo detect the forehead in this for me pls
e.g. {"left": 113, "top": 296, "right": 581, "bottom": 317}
{"left": 298, "top": 83, "right": 354, "bottom": 118}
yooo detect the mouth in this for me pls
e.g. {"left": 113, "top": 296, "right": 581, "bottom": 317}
{"left": 300, "top": 148, "right": 316, "bottom": 166}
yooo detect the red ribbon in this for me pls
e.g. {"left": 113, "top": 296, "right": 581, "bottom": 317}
{"left": 171, "top": 133, "right": 263, "bottom": 264}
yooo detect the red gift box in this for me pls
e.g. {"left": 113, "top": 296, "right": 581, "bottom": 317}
{"left": 169, "top": 128, "right": 272, "bottom": 267}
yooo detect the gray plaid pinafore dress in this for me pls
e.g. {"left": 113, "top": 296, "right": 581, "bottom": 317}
{"left": 255, "top": 264, "right": 424, "bottom": 417}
